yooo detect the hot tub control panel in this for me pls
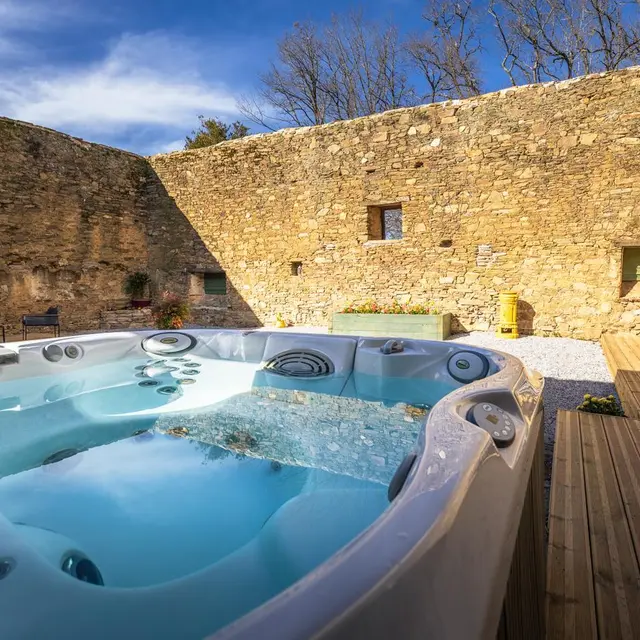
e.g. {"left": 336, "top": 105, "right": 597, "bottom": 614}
{"left": 467, "top": 402, "right": 516, "bottom": 447}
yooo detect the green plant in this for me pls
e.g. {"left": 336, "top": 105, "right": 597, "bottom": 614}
{"left": 152, "top": 292, "right": 190, "bottom": 329}
{"left": 342, "top": 299, "right": 439, "bottom": 315}
{"left": 123, "top": 272, "right": 151, "bottom": 299}
{"left": 185, "top": 116, "right": 249, "bottom": 149}
{"left": 577, "top": 394, "right": 624, "bottom": 416}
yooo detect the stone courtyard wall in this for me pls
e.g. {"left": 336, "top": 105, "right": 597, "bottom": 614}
{"left": 150, "top": 66, "right": 640, "bottom": 339}
{"left": 0, "top": 118, "right": 254, "bottom": 334}
{"left": 3, "top": 66, "right": 640, "bottom": 339}
{"left": 0, "top": 117, "right": 153, "bottom": 333}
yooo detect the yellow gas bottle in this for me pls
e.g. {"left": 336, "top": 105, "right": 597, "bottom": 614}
{"left": 496, "top": 291, "right": 519, "bottom": 339}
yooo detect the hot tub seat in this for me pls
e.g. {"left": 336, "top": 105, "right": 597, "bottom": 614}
{"left": 0, "top": 488, "right": 387, "bottom": 640}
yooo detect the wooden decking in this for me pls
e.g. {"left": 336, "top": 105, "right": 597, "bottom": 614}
{"left": 546, "top": 410, "right": 640, "bottom": 639}
{"left": 601, "top": 334, "right": 640, "bottom": 419}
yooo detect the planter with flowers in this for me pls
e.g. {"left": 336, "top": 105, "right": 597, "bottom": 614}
{"left": 153, "top": 292, "right": 191, "bottom": 330}
{"left": 331, "top": 300, "right": 451, "bottom": 340}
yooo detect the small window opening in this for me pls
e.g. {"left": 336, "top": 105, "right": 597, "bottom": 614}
{"left": 204, "top": 272, "right": 227, "bottom": 295}
{"left": 291, "top": 261, "right": 303, "bottom": 276}
{"left": 367, "top": 205, "right": 403, "bottom": 241}
{"left": 621, "top": 247, "right": 640, "bottom": 298}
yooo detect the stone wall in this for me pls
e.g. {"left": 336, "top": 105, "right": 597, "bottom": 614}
{"left": 157, "top": 386, "right": 425, "bottom": 484}
{"left": 0, "top": 117, "right": 152, "bottom": 333}
{"left": 4, "top": 66, "right": 640, "bottom": 340}
{"left": 150, "top": 67, "right": 640, "bottom": 339}
{"left": 99, "top": 308, "right": 153, "bottom": 330}
{"left": 0, "top": 118, "right": 258, "bottom": 335}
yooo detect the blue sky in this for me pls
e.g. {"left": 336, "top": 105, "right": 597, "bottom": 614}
{"left": 0, "top": 0, "right": 511, "bottom": 155}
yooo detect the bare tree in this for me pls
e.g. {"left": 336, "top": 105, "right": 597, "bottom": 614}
{"left": 489, "top": 0, "right": 640, "bottom": 85}
{"left": 238, "top": 1, "right": 640, "bottom": 130}
{"left": 589, "top": 0, "right": 640, "bottom": 70}
{"left": 408, "top": 0, "right": 483, "bottom": 102}
{"left": 239, "top": 13, "right": 417, "bottom": 129}
{"left": 238, "top": 22, "right": 330, "bottom": 129}
{"left": 322, "top": 13, "right": 415, "bottom": 119}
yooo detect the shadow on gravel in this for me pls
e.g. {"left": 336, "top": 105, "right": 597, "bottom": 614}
{"left": 542, "top": 377, "right": 618, "bottom": 435}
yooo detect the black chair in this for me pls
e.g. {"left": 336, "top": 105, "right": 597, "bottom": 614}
{"left": 22, "top": 306, "right": 60, "bottom": 340}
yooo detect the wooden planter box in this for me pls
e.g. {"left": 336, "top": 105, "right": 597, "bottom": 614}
{"left": 331, "top": 312, "right": 452, "bottom": 340}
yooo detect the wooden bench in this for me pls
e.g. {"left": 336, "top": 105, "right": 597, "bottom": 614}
{"left": 601, "top": 334, "right": 640, "bottom": 419}
{"left": 546, "top": 410, "right": 640, "bottom": 639}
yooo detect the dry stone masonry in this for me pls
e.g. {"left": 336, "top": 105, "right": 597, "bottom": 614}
{"left": 3, "top": 66, "right": 640, "bottom": 339}
{"left": 0, "top": 117, "right": 235, "bottom": 333}
{"left": 156, "top": 386, "right": 425, "bottom": 484}
{"left": 99, "top": 309, "right": 153, "bottom": 331}
{"left": 149, "top": 66, "right": 640, "bottom": 340}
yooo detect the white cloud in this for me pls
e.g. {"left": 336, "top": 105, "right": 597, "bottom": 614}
{"left": 0, "top": 32, "right": 240, "bottom": 138}
{"left": 158, "top": 138, "right": 187, "bottom": 153}
{"left": 0, "top": 0, "right": 70, "bottom": 29}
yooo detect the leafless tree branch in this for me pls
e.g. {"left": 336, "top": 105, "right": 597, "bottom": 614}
{"left": 408, "top": 0, "right": 483, "bottom": 102}
{"left": 239, "top": 13, "right": 418, "bottom": 129}
{"left": 239, "top": 1, "right": 640, "bottom": 130}
{"left": 489, "top": 0, "right": 640, "bottom": 85}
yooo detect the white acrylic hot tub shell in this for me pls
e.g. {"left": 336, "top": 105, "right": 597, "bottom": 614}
{"left": 0, "top": 330, "right": 543, "bottom": 640}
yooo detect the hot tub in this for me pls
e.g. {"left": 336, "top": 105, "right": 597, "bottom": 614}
{"left": 0, "top": 330, "right": 543, "bottom": 639}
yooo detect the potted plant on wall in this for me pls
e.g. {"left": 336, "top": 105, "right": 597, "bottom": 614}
{"left": 124, "top": 272, "right": 152, "bottom": 309}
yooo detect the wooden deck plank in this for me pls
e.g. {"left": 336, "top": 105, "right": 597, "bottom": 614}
{"left": 546, "top": 410, "right": 597, "bottom": 639}
{"left": 602, "top": 335, "right": 640, "bottom": 377}
{"left": 616, "top": 375, "right": 640, "bottom": 420}
{"left": 499, "top": 421, "right": 546, "bottom": 640}
{"left": 580, "top": 412, "right": 640, "bottom": 639}
{"left": 619, "top": 336, "right": 640, "bottom": 368}
{"left": 612, "top": 335, "right": 640, "bottom": 367}
{"left": 602, "top": 334, "right": 636, "bottom": 378}
{"left": 619, "top": 370, "right": 640, "bottom": 393}
{"left": 604, "top": 417, "right": 640, "bottom": 569}
{"left": 600, "top": 334, "right": 640, "bottom": 419}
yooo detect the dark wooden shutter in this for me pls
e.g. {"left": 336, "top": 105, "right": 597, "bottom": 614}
{"left": 204, "top": 272, "right": 227, "bottom": 294}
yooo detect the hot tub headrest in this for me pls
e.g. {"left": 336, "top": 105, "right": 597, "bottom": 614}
{"left": 200, "top": 331, "right": 269, "bottom": 363}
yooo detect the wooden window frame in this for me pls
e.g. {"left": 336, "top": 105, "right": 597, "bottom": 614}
{"left": 620, "top": 246, "right": 640, "bottom": 300}
{"left": 366, "top": 204, "right": 403, "bottom": 241}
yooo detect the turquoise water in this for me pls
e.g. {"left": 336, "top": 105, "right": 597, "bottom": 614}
{"left": 0, "top": 354, "right": 453, "bottom": 636}
{"left": 0, "top": 432, "right": 386, "bottom": 589}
